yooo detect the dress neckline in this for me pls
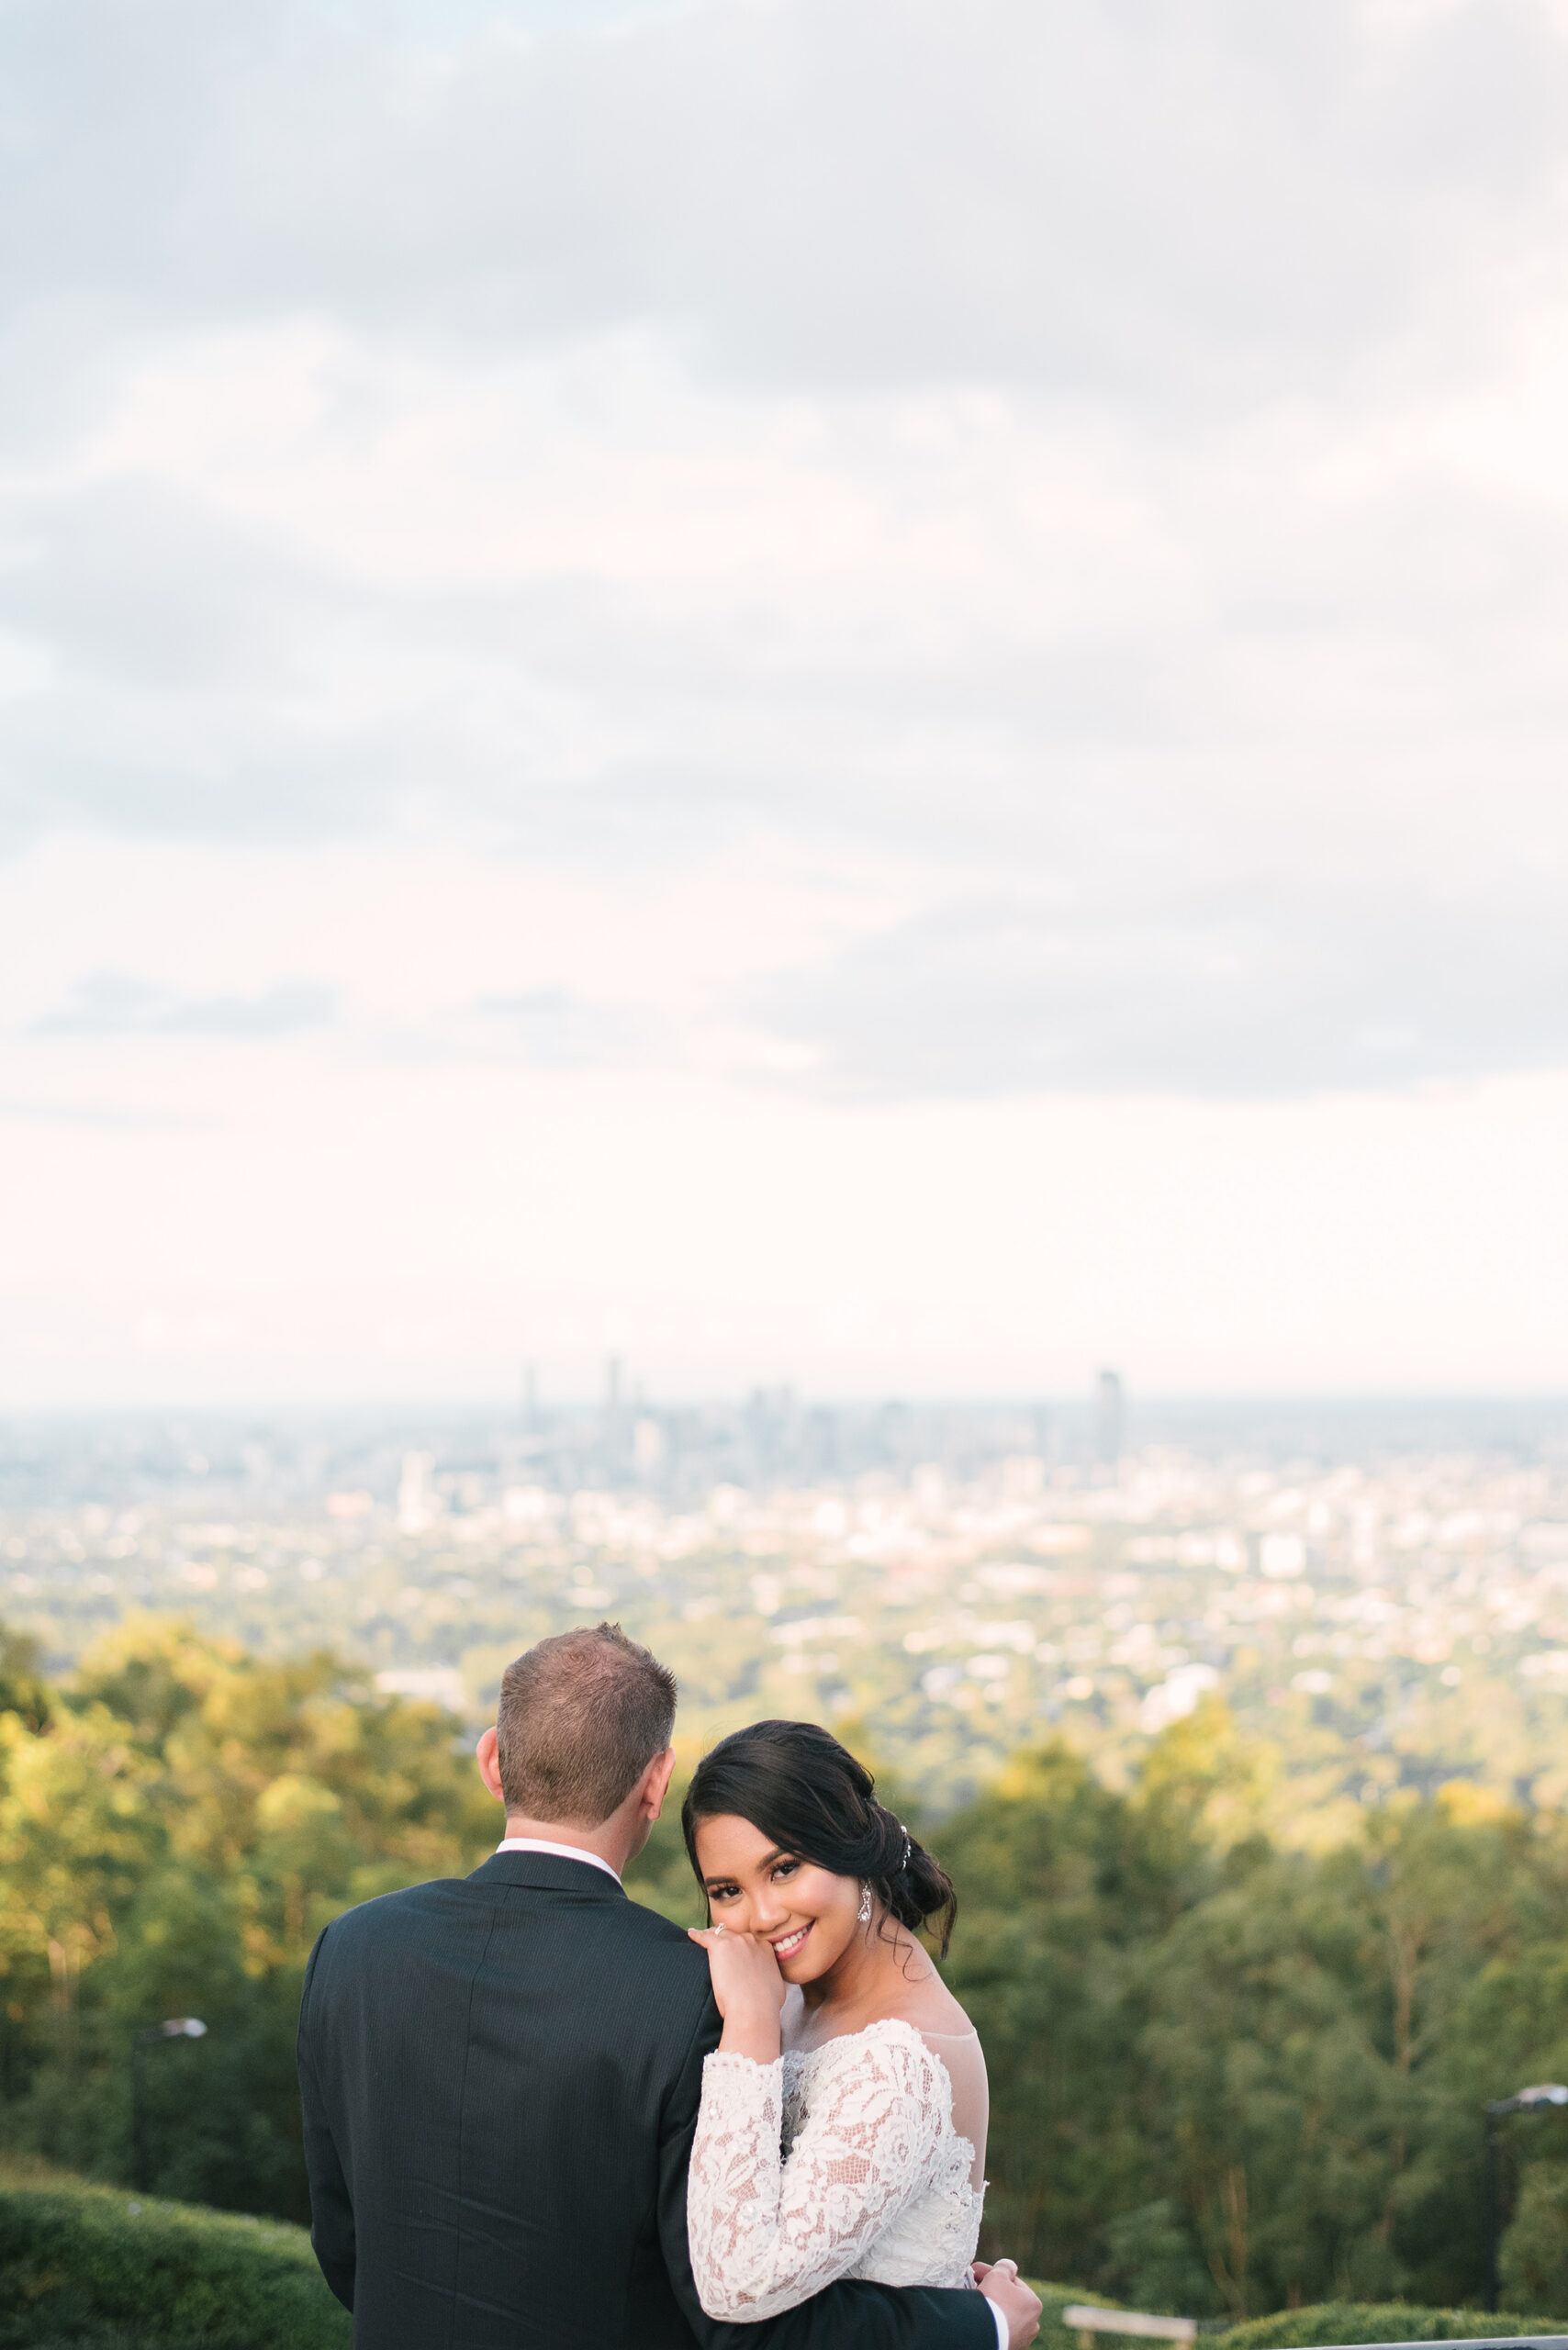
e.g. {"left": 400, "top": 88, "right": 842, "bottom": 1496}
{"left": 781, "top": 2017, "right": 985, "bottom": 2196}
{"left": 786, "top": 2014, "right": 976, "bottom": 2059}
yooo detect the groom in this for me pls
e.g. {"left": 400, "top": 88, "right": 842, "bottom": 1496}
{"left": 297, "top": 1622, "right": 1039, "bottom": 2350}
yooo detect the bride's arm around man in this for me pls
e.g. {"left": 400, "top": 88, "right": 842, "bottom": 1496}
{"left": 297, "top": 1621, "right": 1041, "bottom": 2350}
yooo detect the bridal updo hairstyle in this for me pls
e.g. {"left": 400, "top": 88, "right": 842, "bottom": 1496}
{"left": 682, "top": 1719, "right": 958, "bottom": 1956}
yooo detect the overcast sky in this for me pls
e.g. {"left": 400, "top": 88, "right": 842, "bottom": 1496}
{"left": 3, "top": 0, "right": 1567, "bottom": 1405}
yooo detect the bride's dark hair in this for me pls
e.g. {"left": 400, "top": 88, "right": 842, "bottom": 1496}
{"left": 681, "top": 1719, "right": 958, "bottom": 1957}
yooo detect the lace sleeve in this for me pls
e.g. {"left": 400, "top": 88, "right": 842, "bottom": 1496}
{"left": 686, "top": 2031, "right": 947, "bottom": 2322}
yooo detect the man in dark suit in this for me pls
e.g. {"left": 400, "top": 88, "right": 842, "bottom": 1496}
{"left": 298, "top": 1623, "right": 1038, "bottom": 2350}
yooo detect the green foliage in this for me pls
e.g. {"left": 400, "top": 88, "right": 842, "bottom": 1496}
{"left": 943, "top": 1702, "right": 1568, "bottom": 2317}
{"left": 1028, "top": 2283, "right": 1126, "bottom": 2350}
{"left": 0, "top": 1618, "right": 496, "bottom": 2217}
{"left": 1209, "top": 2303, "right": 1563, "bottom": 2346}
{"left": 1499, "top": 2165, "right": 1568, "bottom": 2318}
{"left": 1103, "top": 2203, "right": 1221, "bottom": 2318}
{"left": 0, "top": 2167, "right": 349, "bottom": 2347}
{"left": 0, "top": 1629, "right": 50, "bottom": 1740}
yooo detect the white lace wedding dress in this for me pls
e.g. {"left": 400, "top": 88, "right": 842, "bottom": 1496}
{"left": 687, "top": 2017, "right": 988, "bottom": 2322}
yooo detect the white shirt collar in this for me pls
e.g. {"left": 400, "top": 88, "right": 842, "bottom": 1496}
{"left": 495, "top": 1836, "right": 622, "bottom": 1885}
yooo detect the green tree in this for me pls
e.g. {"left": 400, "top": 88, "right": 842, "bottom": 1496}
{"left": 0, "top": 1621, "right": 50, "bottom": 1737}
{"left": 939, "top": 1714, "right": 1568, "bottom": 2316}
{"left": 0, "top": 1617, "right": 495, "bottom": 2216}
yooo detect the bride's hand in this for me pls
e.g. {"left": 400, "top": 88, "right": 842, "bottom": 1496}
{"left": 688, "top": 1926, "right": 785, "bottom": 2063}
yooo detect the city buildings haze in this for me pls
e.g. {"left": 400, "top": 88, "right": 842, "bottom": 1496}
{"left": 5, "top": 1383, "right": 1566, "bottom": 1833}
{"left": 1095, "top": 1371, "right": 1124, "bottom": 1475}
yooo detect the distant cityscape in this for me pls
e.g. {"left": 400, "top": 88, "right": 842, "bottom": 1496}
{"left": 4, "top": 1379, "right": 1567, "bottom": 1822}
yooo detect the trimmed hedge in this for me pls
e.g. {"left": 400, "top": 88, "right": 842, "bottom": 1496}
{"left": 6, "top": 2177, "right": 1562, "bottom": 2350}
{"left": 1209, "top": 2310, "right": 1567, "bottom": 2349}
{"left": 1034, "top": 2284, "right": 1130, "bottom": 2350}
{"left": 1030, "top": 2291, "right": 1567, "bottom": 2350}
{"left": 0, "top": 2169, "right": 349, "bottom": 2349}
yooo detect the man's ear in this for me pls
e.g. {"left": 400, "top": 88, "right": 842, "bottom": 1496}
{"left": 476, "top": 1726, "right": 505, "bottom": 1804}
{"left": 642, "top": 1746, "right": 678, "bottom": 1821}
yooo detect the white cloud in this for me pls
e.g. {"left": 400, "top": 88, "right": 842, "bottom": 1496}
{"left": 30, "top": 971, "right": 338, "bottom": 1038}
{"left": 2, "top": 0, "right": 1567, "bottom": 1392}
{"left": 748, "top": 872, "right": 1568, "bottom": 1097}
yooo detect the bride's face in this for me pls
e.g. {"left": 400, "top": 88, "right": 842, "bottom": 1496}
{"left": 695, "top": 1812, "right": 864, "bottom": 1985}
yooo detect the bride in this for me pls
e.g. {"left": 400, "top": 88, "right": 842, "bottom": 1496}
{"left": 682, "top": 1719, "right": 1037, "bottom": 2337}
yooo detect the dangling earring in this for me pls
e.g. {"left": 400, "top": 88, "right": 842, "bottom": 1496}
{"left": 857, "top": 1881, "right": 872, "bottom": 1923}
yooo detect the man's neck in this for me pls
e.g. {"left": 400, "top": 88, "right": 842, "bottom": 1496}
{"left": 500, "top": 1814, "right": 633, "bottom": 1876}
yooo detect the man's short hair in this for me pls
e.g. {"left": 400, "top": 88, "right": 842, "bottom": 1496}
{"left": 495, "top": 1623, "right": 678, "bottom": 1827}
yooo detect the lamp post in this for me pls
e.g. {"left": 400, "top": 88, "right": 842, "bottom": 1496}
{"left": 131, "top": 2017, "right": 207, "bottom": 2194}
{"left": 1484, "top": 2081, "right": 1568, "bottom": 2311}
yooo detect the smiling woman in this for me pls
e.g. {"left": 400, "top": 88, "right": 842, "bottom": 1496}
{"left": 683, "top": 1717, "right": 958, "bottom": 1957}
{"left": 678, "top": 1722, "right": 1036, "bottom": 2342}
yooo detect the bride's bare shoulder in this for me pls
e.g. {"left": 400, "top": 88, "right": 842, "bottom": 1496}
{"left": 864, "top": 1931, "right": 976, "bottom": 2042}
{"left": 885, "top": 1974, "right": 977, "bottom": 2042}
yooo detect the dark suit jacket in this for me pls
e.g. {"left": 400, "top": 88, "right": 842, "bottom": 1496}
{"left": 297, "top": 1850, "right": 998, "bottom": 2350}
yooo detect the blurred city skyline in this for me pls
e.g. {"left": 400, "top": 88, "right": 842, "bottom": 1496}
{"left": 4, "top": 0, "right": 1567, "bottom": 1405}
{"left": 6, "top": 1377, "right": 1566, "bottom": 1516}
{"left": 6, "top": 1383, "right": 1567, "bottom": 1829}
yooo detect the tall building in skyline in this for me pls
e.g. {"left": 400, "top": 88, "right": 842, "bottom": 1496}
{"left": 1095, "top": 1369, "right": 1124, "bottom": 1473}
{"left": 397, "top": 1449, "right": 437, "bottom": 1533}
